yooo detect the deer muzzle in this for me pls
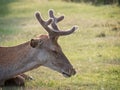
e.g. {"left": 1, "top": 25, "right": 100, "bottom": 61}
{"left": 62, "top": 68, "right": 76, "bottom": 77}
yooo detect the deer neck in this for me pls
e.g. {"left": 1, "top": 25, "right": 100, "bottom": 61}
{"left": 0, "top": 41, "right": 41, "bottom": 80}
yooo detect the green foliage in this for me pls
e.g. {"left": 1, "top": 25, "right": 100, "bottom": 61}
{"left": 62, "top": 0, "right": 120, "bottom": 5}
{"left": 0, "top": 0, "right": 120, "bottom": 90}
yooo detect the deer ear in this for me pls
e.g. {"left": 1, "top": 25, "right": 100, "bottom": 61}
{"left": 30, "top": 39, "right": 43, "bottom": 48}
{"left": 30, "top": 39, "right": 38, "bottom": 48}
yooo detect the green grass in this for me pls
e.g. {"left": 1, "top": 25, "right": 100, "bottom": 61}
{"left": 0, "top": 0, "right": 120, "bottom": 90}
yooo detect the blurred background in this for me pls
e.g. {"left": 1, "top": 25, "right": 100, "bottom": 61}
{"left": 0, "top": 0, "right": 120, "bottom": 90}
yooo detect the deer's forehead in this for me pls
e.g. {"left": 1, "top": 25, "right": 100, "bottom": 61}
{"left": 44, "top": 39, "right": 61, "bottom": 51}
{"left": 36, "top": 34, "right": 61, "bottom": 50}
{"left": 35, "top": 34, "right": 50, "bottom": 42}
{"left": 45, "top": 41, "right": 60, "bottom": 50}
{"left": 36, "top": 34, "right": 49, "bottom": 39}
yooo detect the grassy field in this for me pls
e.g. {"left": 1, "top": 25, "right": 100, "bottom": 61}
{"left": 0, "top": 0, "right": 120, "bottom": 90}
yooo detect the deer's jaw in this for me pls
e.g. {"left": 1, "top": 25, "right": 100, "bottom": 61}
{"left": 44, "top": 62, "right": 76, "bottom": 77}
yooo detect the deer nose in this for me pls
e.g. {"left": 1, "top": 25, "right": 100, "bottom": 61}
{"left": 62, "top": 67, "right": 76, "bottom": 77}
{"left": 68, "top": 67, "right": 76, "bottom": 76}
{"left": 72, "top": 68, "right": 76, "bottom": 75}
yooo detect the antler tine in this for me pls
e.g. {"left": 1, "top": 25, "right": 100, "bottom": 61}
{"left": 48, "top": 9, "right": 78, "bottom": 36}
{"left": 57, "top": 26, "right": 78, "bottom": 36}
{"left": 35, "top": 11, "right": 53, "bottom": 34}
{"left": 49, "top": 10, "right": 64, "bottom": 31}
{"left": 49, "top": 9, "right": 64, "bottom": 23}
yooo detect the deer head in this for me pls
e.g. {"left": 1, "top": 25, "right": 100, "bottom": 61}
{"left": 30, "top": 9, "right": 78, "bottom": 77}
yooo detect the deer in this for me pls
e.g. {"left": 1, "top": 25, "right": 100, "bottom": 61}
{"left": 0, "top": 9, "right": 78, "bottom": 86}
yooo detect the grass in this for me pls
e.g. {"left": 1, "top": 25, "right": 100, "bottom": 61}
{"left": 0, "top": 0, "right": 120, "bottom": 90}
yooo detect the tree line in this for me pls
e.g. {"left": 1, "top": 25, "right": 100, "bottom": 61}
{"left": 62, "top": 0, "right": 120, "bottom": 5}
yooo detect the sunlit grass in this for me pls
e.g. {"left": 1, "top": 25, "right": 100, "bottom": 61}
{"left": 0, "top": 0, "right": 120, "bottom": 90}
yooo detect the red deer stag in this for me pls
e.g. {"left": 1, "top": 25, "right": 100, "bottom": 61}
{"left": 0, "top": 9, "right": 78, "bottom": 86}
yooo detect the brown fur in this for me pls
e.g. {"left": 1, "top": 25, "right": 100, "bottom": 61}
{"left": 0, "top": 42, "right": 30, "bottom": 67}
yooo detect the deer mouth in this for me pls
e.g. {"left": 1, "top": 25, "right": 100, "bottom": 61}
{"left": 62, "top": 72, "right": 71, "bottom": 77}
{"left": 62, "top": 68, "right": 76, "bottom": 77}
